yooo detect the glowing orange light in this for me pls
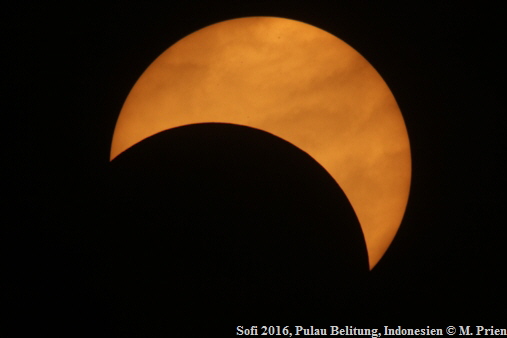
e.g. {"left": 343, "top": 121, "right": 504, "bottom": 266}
{"left": 111, "top": 17, "right": 411, "bottom": 269}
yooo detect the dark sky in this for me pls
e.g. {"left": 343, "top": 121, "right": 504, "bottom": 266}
{"left": 4, "top": 2, "right": 504, "bottom": 336}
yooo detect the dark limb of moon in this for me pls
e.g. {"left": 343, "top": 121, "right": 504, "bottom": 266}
{"left": 106, "top": 123, "right": 368, "bottom": 333}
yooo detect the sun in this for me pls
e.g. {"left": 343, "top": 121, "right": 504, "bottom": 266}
{"left": 110, "top": 17, "right": 411, "bottom": 269}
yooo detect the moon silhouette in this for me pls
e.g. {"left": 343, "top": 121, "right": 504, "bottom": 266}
{"left": 110, "top": 17, "right": 411, "bottom": 268}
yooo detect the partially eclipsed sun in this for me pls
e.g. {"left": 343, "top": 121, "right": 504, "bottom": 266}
{"left": 110, "top": 17, "right": 411, "bottom": 269}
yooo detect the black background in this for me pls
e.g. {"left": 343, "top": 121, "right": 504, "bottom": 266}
{"left": 4, "top": 2, "right": 505, "bottom": 336}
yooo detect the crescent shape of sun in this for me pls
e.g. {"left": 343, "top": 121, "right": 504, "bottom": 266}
{"left": 111, "top": 17, "right": 411, "bottom": 269}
